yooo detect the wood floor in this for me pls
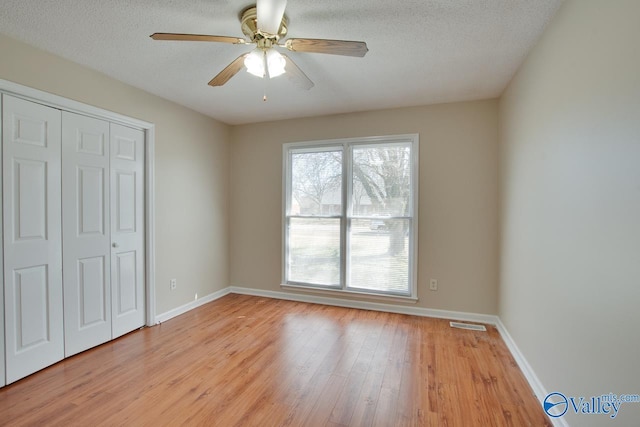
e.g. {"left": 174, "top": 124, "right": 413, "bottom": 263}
{"left": 0, "top": 294, "right": 551, "bottom": 426}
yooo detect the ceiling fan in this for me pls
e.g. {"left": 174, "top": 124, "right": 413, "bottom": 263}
{"left": 150, "top": 0, "right": 368, "bottom": 94}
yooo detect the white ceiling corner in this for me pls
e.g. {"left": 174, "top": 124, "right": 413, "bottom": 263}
{"left": 0, "top": 0, "right": 564, "bottom": 125}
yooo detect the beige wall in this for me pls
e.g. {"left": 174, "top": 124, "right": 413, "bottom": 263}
{"left": 230, "top": 100, "right": 499, "bottom": 314}
{"left": 499, "top": 1, "right": 640, "bottom": 425}
{"left": 0, "top": 34, "right": 230, "bottom": 315}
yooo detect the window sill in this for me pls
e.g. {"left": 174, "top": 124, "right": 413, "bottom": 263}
{"left": 280, "top": 283, "right": 418, "bottom": 304}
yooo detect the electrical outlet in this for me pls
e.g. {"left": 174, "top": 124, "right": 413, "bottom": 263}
{"left": 170, "top": 279, "right": 177, "bottom": 290}
{"left": 429, "top": 278, "right": 438, "bottom": 291}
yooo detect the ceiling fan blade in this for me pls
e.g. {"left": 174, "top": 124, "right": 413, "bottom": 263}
{"left": 282, "top": 54, "right": 314, "bottom": 90}
{"left": 150, "top": 33, "right": 246, "bottom": 44}
{"left": 208, "top": 54, "right": 249, "bottom": 87}
{"left": 284, "top": 38, "right": 368, "bottom": 57}
{"left": 256, "top": 0, "right": 287, "bottom": 35}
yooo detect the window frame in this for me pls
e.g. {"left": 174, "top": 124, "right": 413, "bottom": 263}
{"left": 282, "top": 134, "right": 419, "bottom": 300}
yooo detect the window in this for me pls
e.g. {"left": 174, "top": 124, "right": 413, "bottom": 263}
{"left": 283, "top": 134, "right": 419, "bottom": 298}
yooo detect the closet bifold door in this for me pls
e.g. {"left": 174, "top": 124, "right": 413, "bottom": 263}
{"left": 110, "top": 123, "right": 145, "bottom": 338}
{"left": 62, "top": 112, "right": 112, "bottom": 357}
{"left": 2, "top": 95, "right": 64, "bottom": 384}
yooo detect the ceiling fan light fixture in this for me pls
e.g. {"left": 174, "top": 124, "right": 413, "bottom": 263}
{"left": 266, "top": 49, "right": 286, "bottom": 77}
{"left": 244, "top": 48, "right": 265, "bottom": 77}
{"left": 244, "top": 48, "right": 286, "bottom": 79}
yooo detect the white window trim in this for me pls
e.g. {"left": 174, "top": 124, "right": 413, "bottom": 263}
{"left": 282, "top": 134, "right": 419, "bottom": 300}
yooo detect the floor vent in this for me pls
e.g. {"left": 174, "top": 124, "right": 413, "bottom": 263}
{"left": 449, "top": 321, "right": 487, "bottom": 331}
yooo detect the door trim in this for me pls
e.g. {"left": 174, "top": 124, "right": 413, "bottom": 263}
{"left": 0, "top": 79, "right": 156, "bottom": 326}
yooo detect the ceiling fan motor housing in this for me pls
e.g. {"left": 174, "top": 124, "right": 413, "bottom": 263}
{"left": 240, "top": 6, "right": 288, "bottom": 44}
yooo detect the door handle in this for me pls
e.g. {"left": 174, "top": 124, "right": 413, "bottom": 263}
{"left": 112, "top": 243, "right": 119, "bottom": 248}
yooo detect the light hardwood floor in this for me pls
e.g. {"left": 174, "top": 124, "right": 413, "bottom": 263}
{"left": 0, "top": 294, "right": 551, "bottom": 426}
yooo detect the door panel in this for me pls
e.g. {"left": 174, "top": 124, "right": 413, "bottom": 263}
{"left": 115, "top": 251, "right": 137, "bottom": 314}
{"left": 115, "top": 137, "right": 136, "bottom": 161}
{"left": 115, "top": 171, "right": 136, "bottom": 233}
{"left": 110, "top": 123, "right": 144, "bottom": 338}
{"left": 62, "top": 111, "right": 112, "bottom": 357}
{"left": 13, "top": 265, "right": 49, "bottom": 350}
{"left": 2, "top": 95, "right": 63, "bottom": 384}
{"left": 11, "top": 113, "right": 49, "bottom": 147}
{"left": 78, "top": 166, "right": 106, "bottom": 235}
{"left": 78, "top": 256, "right": 107, "bottom": 326}
{"left": 13, "top": 159, "right": 47, "bottom": 240}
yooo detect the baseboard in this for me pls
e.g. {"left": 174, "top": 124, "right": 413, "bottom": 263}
{"left": 155, "top": 287, "right": 232, "bottom": 324}
{"left": 229, "top": 286, "right": 499, "bottom": 325}
{"left": 494, "top": 318, "right": 568, "bottom": 427}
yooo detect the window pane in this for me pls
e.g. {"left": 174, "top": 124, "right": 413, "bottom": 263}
{"left": 291, "top": 150, "right": 342, "bottom": 216}
{"left": 348, "top": 218, "right": 410, "bottom": 294}
{"left": 288, "top": 217, "right": 341, "bottom": 286}
{"left": 352, "top": 144, "right": 411, "bottom": 217}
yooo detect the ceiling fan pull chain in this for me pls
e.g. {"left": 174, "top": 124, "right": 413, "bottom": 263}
{"left": 263, "top": 51, "right": 269, "bottom": 101}
{"left": 263, "top": 74, "right": 268, "bottom": 102}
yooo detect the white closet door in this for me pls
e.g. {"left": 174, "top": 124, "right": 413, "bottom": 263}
{"left": 110, "top": 123, "right": 145, "bottom": 338}
{"left": 62, "top": 112, "right": 112, "bottom": 357}
{"left": 2, "top": 95, "right": 63, "bottom": 384}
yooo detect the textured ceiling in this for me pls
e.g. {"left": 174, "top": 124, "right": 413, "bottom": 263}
{"left": 0, "top": 0, "right": 563, "bottom": 125}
